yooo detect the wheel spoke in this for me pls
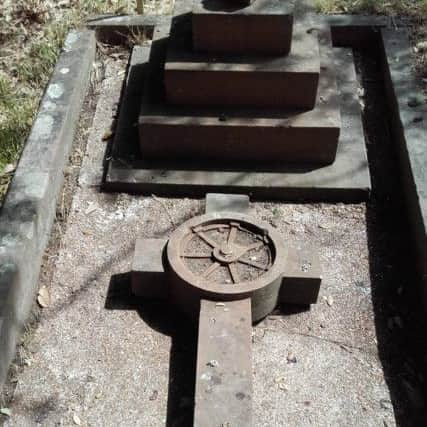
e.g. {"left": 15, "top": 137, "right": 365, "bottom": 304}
{"left": 182, "top": 253, "right": 212, "bottom": 259}
{"left": 243, "top": 241, "right": 265, "bottom": 252}
{"left": 228, "top": 225, "right": 237, "bottom": 245}
{"left": 202, "top": 262, "right": 221, "bottom": 278}
{"left": 238, "top": 259, "right": 269, "bottom": 271}
{"left": 195, "top": 231, "right": 218, "bottom": 248}
{"left": 228, "top": 263, "right": 240, "bottom": 284}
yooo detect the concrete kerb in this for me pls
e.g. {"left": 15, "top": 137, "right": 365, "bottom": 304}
{"left": 380, "top": 28, "right": 427, "bottom": 307}
{"left": 86, "top": 14, "right": 171, "bottom": 44}
{"left": 0, "top": 30, "right": 96, "bottom": 389}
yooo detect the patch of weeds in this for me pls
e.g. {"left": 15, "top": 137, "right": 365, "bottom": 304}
{"left": 315, "top": 0, "right": 427, "bottom": 89}
{"left": 0, "top": 74, "right": 36, "bottom": 170}
{"left": 314, "top": 0, "right": 427, "bottom": 17}
{"left": 272, "top": 207, "right": 281, "bottom": 217}
{"left": 0, "top": 0, "right": 138, "bottom": 198}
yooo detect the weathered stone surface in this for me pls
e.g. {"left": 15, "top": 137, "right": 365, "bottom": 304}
{"left": 280, "top": 244, "right": 322, "bottom": 305}
{"left": 195, "top": 298, "right": 253, "bottom": 427}
{"left": 165, "top": 21, "right": 319, "bottom": 108}
{"left": 0, "top": 30, "right": 96, "bottom": 388}
{"left": 132, "top": 238, "right": 168, "bottom": 297}
{"left": 106, "top": 46, "right": 369, "bottom": 200}
{"left": 381, "top": 28, "right": 427, "bottom": 305}
{"left": 192, "top": 0, "right": 294, "bottom": 54}
{"left": 205, "top": 193, "right": 250, "bottom": 214}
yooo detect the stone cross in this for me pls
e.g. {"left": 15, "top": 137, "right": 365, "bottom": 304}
{"left": 131, "top": 194, "right": 321, "bottom": 426}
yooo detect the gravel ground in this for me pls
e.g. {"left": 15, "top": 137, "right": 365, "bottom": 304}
{"left": 0, "top": 51, "right": 420, "bottom": 427}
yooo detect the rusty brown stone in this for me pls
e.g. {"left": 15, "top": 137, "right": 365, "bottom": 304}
{"left": 192, "top": 0, "right": 294, "bottom": 55}
{"left": 130, "top": 198, "right": 323, "bottom": 426}
{"left": 165, "top": 17, "right": 319, "bottom": 108}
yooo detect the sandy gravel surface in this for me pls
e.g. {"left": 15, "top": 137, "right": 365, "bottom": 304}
{"left": 2, "top": 56, "right": 397, "bottom": 427}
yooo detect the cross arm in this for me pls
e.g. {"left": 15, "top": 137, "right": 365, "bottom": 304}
{"left": 131, "top": 238, "right": 168, "bottom": 298}
{"left": 279, "top": 244, "right": 322, "bottom": 305}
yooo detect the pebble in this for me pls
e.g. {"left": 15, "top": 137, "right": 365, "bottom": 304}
{"left": 408, "top": 95, "right": 423, "bottom": 107}
{"left": 287, "top": 353, "right": 297, "bottom": 364}
{"left": 416, "top": 41, "right": 427, "bottom": 52}
{"left": 380, "top": 399, "right": 392, "bottom": 411}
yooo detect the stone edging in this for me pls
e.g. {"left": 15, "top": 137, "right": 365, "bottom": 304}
{"left": 0, "top": 12, "right": 426, "bottom": 394}
{"left": 0, "top": 30, "right": 96, "bottom": 387}
{"left": 381, "top": 28, "right": 427, "bottom": 306}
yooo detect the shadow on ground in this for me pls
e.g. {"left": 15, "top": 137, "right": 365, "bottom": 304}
{"left": 106, "top": 273, "right": 197, "bottom": 427}
{"left": 354, "top": 42, "right": 427, "bottom": 426}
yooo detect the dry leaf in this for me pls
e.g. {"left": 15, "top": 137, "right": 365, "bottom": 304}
{"left": 102, "top": 130, "right": 114, "bottom": 141}
{"left": 0, "top": 408, "right": 11, "bottom": 416}
{"left": 73, "top": 414, "right": 82, "bottom": 425}
{"left": 85, "top": 203, "right": 97, "bottom": 215}
{"left": 2, "top": 164, "right": 15, "bottom": 175}
{"left": 37, "top": 286, "right": 50, "bottom": 308}
{"left": 323, "top": 295, "right": 334, "bottom": 307}
{"left": 278, "top": 382, "right": 288, "bottom": 391}
{"left": 287, "top": 353, "right": 297, "bottom": 364}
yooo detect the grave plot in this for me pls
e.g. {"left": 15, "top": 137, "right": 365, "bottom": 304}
{"left": 4, "top": 49, "right": 417, "bottom": 427}
{"left": 2, "top": 0, "right": 426, "bottom": 426}
{"left": 103, "top": 0, "right": 370, "bottom": 201}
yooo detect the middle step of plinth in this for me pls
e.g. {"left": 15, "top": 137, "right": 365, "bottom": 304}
{"left": 164, "top": 22, "right": 320, "bottom": 109}
{"left": 139, "top": 58, "right": 341, "bottom": 165}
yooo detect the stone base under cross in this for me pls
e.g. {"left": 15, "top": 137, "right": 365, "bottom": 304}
{"left": 131, "top": 194, "right": 322, "bottom": 426}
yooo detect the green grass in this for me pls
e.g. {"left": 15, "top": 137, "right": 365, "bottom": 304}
{"left": 0, "top": 0, "right": 136, "bottom": 186}
{"left": 315, "top": 0, "right": 427, "bottom": 16}
{"left": 0, "top": 76, "right": 35, "bottom": 168}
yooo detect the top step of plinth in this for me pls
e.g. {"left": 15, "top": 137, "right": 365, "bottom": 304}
{"left": 192, "top": 0, "right": 296, "bottom": 55}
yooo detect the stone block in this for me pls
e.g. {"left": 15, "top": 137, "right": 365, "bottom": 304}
{"left": 165, "top": 21, "right": 320, "bottom": 109}
{"left": 195, "top": 298, "right": 253, "bottom": 427}
{"left": 280, "top": 244, "right": 322, "bottom": 305}
{"left": 205, "top": 193, "right": 250, "bottom": 214}
{"left": 192, "top": 0, "right": 294, "bottom": 55}
{"left": 131, "top": 238, "right": 168, "bottom": 297}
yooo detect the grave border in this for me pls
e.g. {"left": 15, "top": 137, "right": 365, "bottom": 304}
{"left": 0, "top": 31, "right": 96, "bottom": 388}
{"left": 1, "top": 11, "right": 426, "bottom": 396}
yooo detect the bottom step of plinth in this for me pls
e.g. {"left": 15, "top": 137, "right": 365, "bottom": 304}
{"left": 104, "top": 44, "right": 370, "bottom": 202}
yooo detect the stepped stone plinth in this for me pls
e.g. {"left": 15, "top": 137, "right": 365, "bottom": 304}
{"left": 139, "top": 0, "right": 342, "bottom": 165}
{"left": 139, "top": 50, "right": 340, "bottom": 164}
